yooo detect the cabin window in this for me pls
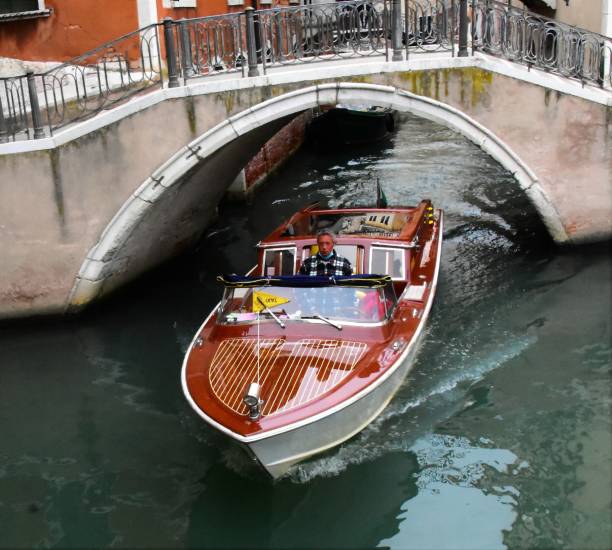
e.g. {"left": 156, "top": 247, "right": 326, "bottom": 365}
{"left": 301, "top": 245, "right": 364, "bottom": 274}
{"left": 370, "top": 247, "right": 405, "bottom": 279}
{"left": 262, "top": 247, "right": 296, "bottom": 276}
{"left": 335, "top": 245, "right": 363, "bottom": 274}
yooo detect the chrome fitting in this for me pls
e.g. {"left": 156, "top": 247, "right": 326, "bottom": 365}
{"left": 243, "top": 382, "right": 262, "bottom": 420}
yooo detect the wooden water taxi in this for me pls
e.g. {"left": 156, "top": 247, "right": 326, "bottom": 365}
{"left": 182, "top": 199, "right": 443, "bottom": 478}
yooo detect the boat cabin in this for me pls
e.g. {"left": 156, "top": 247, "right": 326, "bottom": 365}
{"left": 215, "top": 201, "right": 434, "bottom": 328}
{"left": 256, "top": 201, "right": 433, "bottom": 296}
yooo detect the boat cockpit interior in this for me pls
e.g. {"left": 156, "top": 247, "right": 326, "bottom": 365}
{"left": 282, "top": 211, "right": 411, "bottom": 239}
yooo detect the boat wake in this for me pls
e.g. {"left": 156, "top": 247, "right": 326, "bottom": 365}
{"left": 377, "top": 331, "right": 537, "bottom": 425}
{"left": 288, "top": 332, "right": 536, "bottom": 483}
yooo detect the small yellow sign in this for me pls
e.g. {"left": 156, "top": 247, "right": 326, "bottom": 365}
{"left": 252, "top": 290, "right": 290, "bottom": 312}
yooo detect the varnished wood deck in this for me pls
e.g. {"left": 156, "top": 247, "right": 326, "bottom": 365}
{"left": 209, "top": 338, "right": 367, "bottom": 416}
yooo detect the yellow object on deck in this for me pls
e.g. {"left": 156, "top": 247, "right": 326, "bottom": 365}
{"left": 253, "top": 290, "right": 291, "bottom": 312}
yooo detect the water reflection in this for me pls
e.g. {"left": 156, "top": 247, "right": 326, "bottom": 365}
{"left": 186, "top": 451, "right": 419, "bottom": 548}
{"left": 379, "top": 434, "right": 521, "bottom": 550}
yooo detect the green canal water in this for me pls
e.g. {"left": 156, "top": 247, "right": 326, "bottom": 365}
{"left": 1, "top": 114, "right": 610, "bottom": 549}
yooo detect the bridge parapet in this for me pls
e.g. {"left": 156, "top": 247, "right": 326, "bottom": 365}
{"left": 1, "top": 0, "right": 609, "bottom": 144}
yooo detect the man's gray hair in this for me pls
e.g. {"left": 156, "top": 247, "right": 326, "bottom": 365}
{"left": 316, "top": 228, "right": 337, "bottom": 243}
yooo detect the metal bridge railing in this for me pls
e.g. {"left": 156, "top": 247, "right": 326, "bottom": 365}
{"left": 0, "top": 73, "right": 33, "bottom": 141}
{"left": 1, "top": 0, "right": 609, "bottom": 143}
{"left": 1, "top": 24, "right": 162, "bottom": 143}
{"left": 173, "top": 12, "right": 247, "bottom": 80}
{"left": 255, "top": 1, "right": 390, "bottom": 68}
{"left": 405, "top": 0, "right": 458, "bottom": 54}
{"left": 471, "top": 0, "right": 612, "bottom": 88}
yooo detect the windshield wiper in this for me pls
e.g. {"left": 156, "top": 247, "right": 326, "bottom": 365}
{"left": 257, "top": 297, "right": 286, "bottom": 329}
{"left": 302, "top": 314, "right": 343, "bottom": 331}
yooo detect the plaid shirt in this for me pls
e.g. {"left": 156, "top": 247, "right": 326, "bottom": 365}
{"left": 299, "top": 251, "right": 353, "bottom": 276}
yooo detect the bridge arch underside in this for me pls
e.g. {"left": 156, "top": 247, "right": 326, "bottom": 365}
{"left": 69, "top": 83, "right": 566, "bottom": 311}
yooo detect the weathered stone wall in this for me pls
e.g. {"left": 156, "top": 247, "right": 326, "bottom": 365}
{"left": 0, "top": 91, "right": 280, "bottom": 318}
{"left": 372, "top": 68, "right": 611, "bottom": 243}
{"left": 0, "top": 67, "right": 609, "bottom": 321}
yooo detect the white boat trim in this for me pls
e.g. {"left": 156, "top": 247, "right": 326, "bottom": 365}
{"left": 182, "top": 215, "right": 442, "bottom": 444}
{"left": 370, "top": 241, "right": 416, "bottom": 249}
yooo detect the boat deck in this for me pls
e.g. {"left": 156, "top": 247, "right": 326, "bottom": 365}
{"left": 209, "top": 337, "right": 368, "bottom": 417}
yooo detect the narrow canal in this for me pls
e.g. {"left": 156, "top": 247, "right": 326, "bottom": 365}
{"left": 1, "top": 114, "right": 610, "bottom": 549}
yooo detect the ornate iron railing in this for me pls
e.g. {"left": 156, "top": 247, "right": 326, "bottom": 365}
{"left": 256, "top": 0, "right": 390, "bottom": 67}
{"left": 40, "top": 24, "right": 162, "bottom": 134}
{"left": 1, "top": 24, "right": 162, "bottom": 142}
{"left": 0, "top": 74, "right": 32, "bottom": 141}
{"left": 176, "top": 12, "right": 247, "bottom": 80}
{"left": 471, "top": 0, "right": 612, "bottom": 88}
{"left": 1, "top": 0, "right": 609, "bottom": 143}
{"left": 405, "top": 0, "right": 457, "bottom": 54}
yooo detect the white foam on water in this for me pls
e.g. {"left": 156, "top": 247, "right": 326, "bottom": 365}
{"left": 219, "top": 445, "right": 260, "bottom": 477}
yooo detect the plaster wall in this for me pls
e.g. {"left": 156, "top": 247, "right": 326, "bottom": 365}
{"left": 0, "top": 86, "right": 289, "bottom": 318}
{"left": 0, "top": 0, "right": 139, "bottom": 62}
{"left": 521, "top": 0, "right": 602, "bottom": 32}
{"left": 553, "top": 0, "right": 602, "bottom": 33}
{"left": 0, "top": 99, "right": 195, "bottom": 317}
{"left": 155, "top": 0, "right": 292, "bottom": 21}
{"left": 0, "top": 0, "right": 298, "bottom": 64}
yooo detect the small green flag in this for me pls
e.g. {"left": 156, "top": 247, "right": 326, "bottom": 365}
{"left": 376, "top": 181, "right": 388, "bottom": 208}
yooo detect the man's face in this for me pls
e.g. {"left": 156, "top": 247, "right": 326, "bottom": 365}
{"left": 317, "top": 235, "right": 334, "bottom": 257}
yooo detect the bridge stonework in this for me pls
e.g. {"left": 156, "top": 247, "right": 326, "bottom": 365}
{"left": 0, "top": 62, "right": 610, "bottom": 320}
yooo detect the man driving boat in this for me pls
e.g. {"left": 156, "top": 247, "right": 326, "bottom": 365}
{"left": 299, "top": 229, "right": 352, "bottom": 276}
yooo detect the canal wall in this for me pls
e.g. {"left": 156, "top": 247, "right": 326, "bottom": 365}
{"left": 226, "top": 112, "right": 310, "bottom": 201}
{"left": 0, "top": 57, "right": 610, "bottom": 321}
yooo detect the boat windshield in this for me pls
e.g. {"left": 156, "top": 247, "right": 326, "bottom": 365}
{"left": 219, "top": 284, "right": 396, "bottom": 325}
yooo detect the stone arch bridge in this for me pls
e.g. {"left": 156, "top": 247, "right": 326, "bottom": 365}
{"left": 0, "top": 54, "right": 610, "bottom": 320}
